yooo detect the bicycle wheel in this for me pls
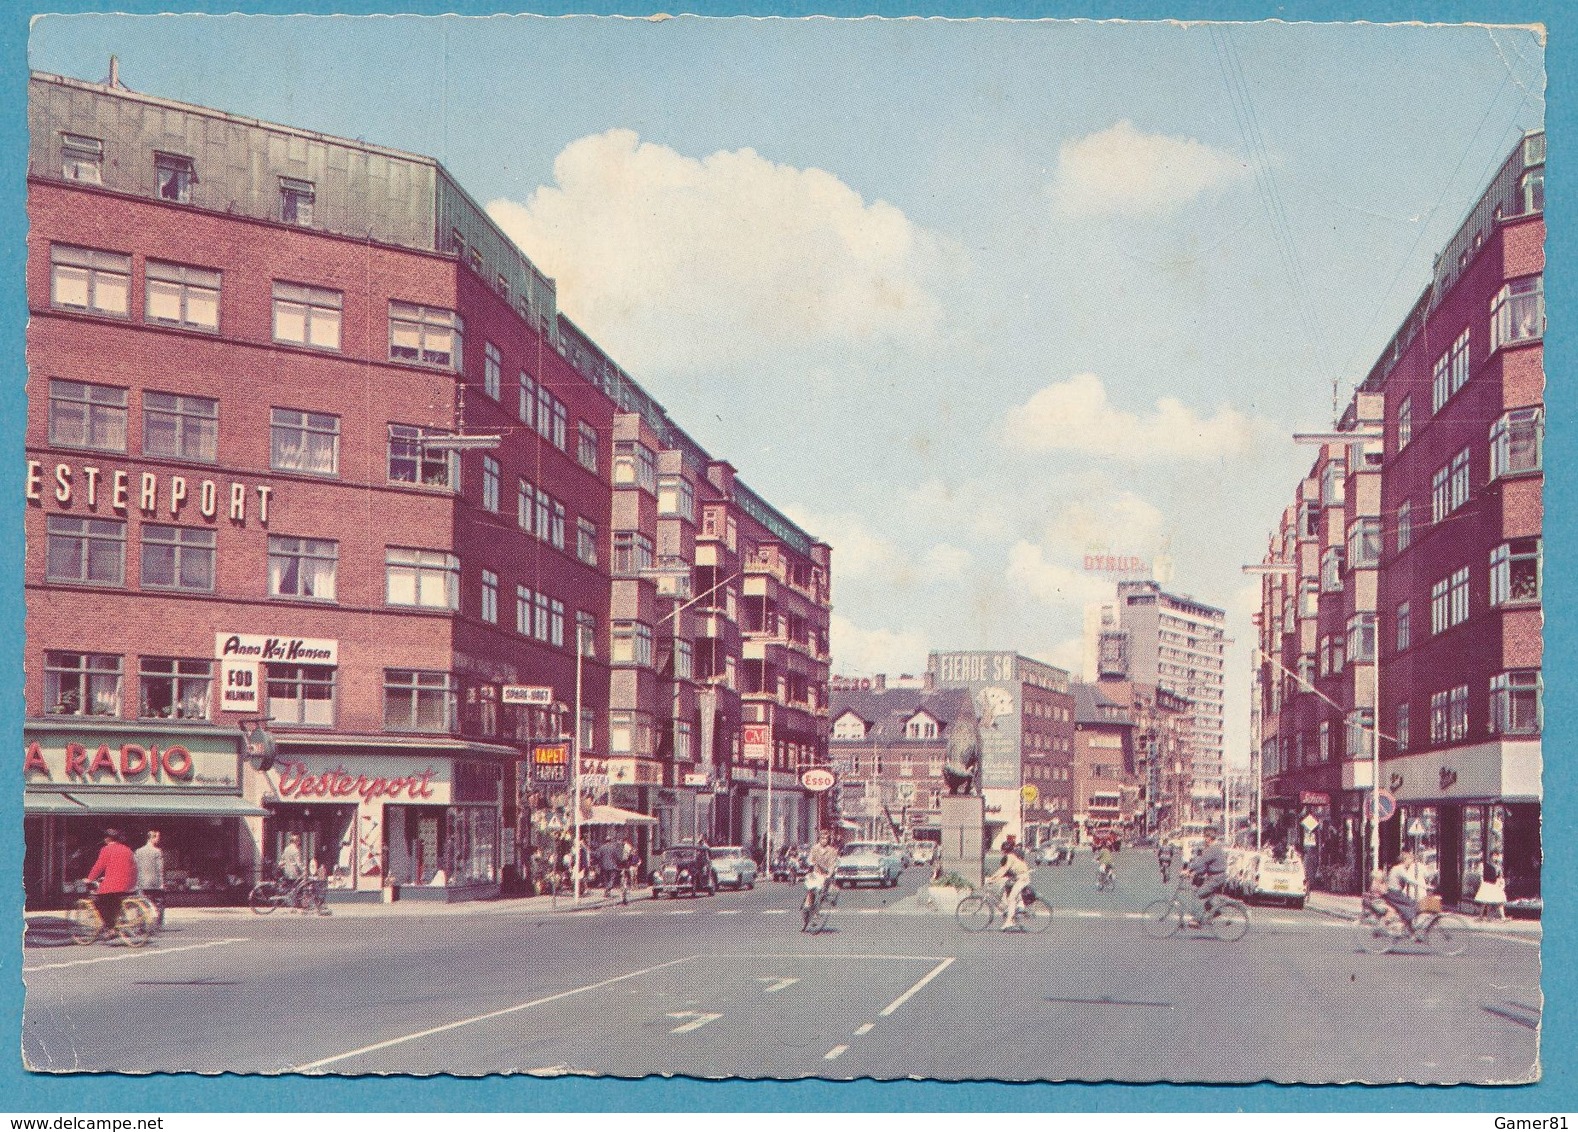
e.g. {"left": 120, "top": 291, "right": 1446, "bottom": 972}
{"left": 1355, "top": 918, "right": 1395, "bottom": 955}
{"left": 806, "top": 901, "right": 830, "bottom": 934}
{"left": 1018, "top": 898, "right": 1052, "bottom": 934}
{"left": 69, "top": 899, "right": 101, "bottom": 945}
{"left": 801, "top": 894, "right": 816, "bottom": 932}
{"left": 1425, "top": 913, "right": 1470, "bottom": 957}
{"left": 1210, "top": 900, "right": 1250, "bottom": 942}
{"left": 956, "top": 893, "right": 994, "bottom": 932}
{"left": 116, "top": 901, "right": 152, "bottom": 948}
{"left": 122, "top": 896, "right": 157, "bottom": 935}
{"left": 249, "top": 882, "right": 280, "bottom": 915}
{"left": 1142, "top": 898, "right": 1182, "bottom": 939}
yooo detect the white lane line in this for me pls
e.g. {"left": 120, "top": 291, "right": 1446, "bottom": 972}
{"left": 824, "top": 1044, "right": 849, "bottom": 1060}
{"left": 1073, "top": 911, "right": 1102, "bottom": 918}
{"left": 716, "top": 910, "right": 742, "bottom": 915}
{"left": 879, "top": 956, "right": 956, "bottom": 1017}
{"left": 758, "top": 977, "right": 800, "bottom": 994}
{"left": 24, "top": 937, "right": 248, "bottom": 972}
{"left": 854, "top": 1023, "right": 874, "bottom": 1036}
{"left": 290, "top": 954, "right": 699, "bottom": 1072}
{"left": 859, "top": 909, "right": 880, "bottom": 915}
{"left": 666, "top": 910, "right": 697, "bottom": 915}
{"left": 763, "top": 910, "right": 788, "bottom": 915}
{"left": 710, "top": 953, "right": 951, "bottom": 961}
{"left": 667, "top": 1011, "right": 723, "bottom": 1034}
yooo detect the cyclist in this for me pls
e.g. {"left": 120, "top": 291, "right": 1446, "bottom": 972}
{"left": 802, "top": 831, "right": 839, "bottom": 926}
{"left": 84, "top": 828, "right": 137, "bottom": 940}
{"left": 988, "top": 835, "right": 1032, "bottom": 931}
{"left": 1183, "top": 827, "right": 1228, "bottom": 924}
{"left": 1096, "top": 844, "right": 1116, "bottom": 890}
{"left": 1384, "top": 849, "right": 1423, "bottom": 935}
{"left": 1156, "top": 840, "right": 1175, "bottom": 884}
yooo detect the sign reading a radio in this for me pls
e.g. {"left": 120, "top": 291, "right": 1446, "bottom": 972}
{"left": 501, "top": 686, "right": 554, "bottom": 706}
{"left": 741, "top": 723, "right": 771, "bottom": 763}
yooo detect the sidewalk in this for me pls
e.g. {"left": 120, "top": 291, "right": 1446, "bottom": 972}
{"left": 1304, "top": 889, "right": 1542, "bottom": 935}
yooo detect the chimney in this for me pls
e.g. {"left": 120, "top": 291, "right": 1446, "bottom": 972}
{"left": 873, "top": 674, "right": 886, "bottom": 691}
{"left": 108, "top": 56, "right": 119, "bottom": 89}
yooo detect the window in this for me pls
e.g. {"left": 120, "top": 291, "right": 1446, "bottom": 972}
{"left": 535, "top": 591, "right": 550, "bottom": 642}
{"left": 154, "top": 153, "right": 195, "bottom": 203}
{"left": 1449, "top": 684, "right": 1469, "bottom": 741}
{"left": 1521, "top": 167, "right": 1544, "bottom": 214}
{"left": 45, "top": 515, "right": 125, "bottom": 585}
{"left": 145, "top": 261, "right": 220, "bottom": 330}
{"left": 1432, "top": 449, "right": 1470, "bottom": 523}
{"left": 272, "top": 282, "right": 342, "bottom": 351}
{"left": 144, "top": 392, "right": 218, "bottom": 462}
{"left": 1430, "top": 691, "right": 1449, "bottom": 745}
{"left": 1450, "top": 565, "right": 1470, "bottom": 627}
{"left": 905, "top": 715, "right": 938, "bottom": 740}
{"left": 578, "top": 422, "right": 599, "bottom": 472}
{"left": 551, "top": 599, "right": 565, "bottom": 648}
{"left": 673, "top": 720, "right": 694, "bottom": 762}
{"left": 1490, "top": 539, "right": 1540, "bottom": 606}
{"left": 481, "top": 455, "right": 500, "bottom": 512}
{"left": 1346, "top": 613, "right": 1375, "bottom": 664}
{"left": 534, "top": 487, "right": 552, "bottom": 542}
{"left": 45, "top": 651, "right": 122, "bottom": 716}
{"left": 613, "top": 532, "right": 655, "bottom": 575}
{"left": 387, "top": 425, "right": 457, "bottom": 488}
{"left": 550, "top": 398, "right": 567, "bottom": 451}
{"left": 1396, "top": 702, "right": 1411, "bottom": 752}
{"left": 1397, "top": 395, "right": 1413, "bottom": 450}
{"left": 1345, "top": 710, "right": 1373, "bottom": 759}
{"left": 264, "top": 663, "right": 335, "bottom": 725}
{"left": 1490, "top": 671, "right": 1541, "bottom": 735}
{"left": 50, "top": 379, "right": 127, "bottom": 452}
{"left": 483, "top": 342, "right": 502, "bottom": 401}
{"left": 480, "top": 569, "right": 498, "bottom": 624}
{"left": 612, "top": 621, "right": 654, "bottom": 666}
{"left": 1491, "top": 276, "right": 1544, "bottom": 350}
{"left": 518, "top": 373, "right": 537, "bottom": 430}
{"left": 516, "top": 586, "right": 534, "bottom": 636}
{"left": 1320, "top": 462, "right": 1344, "bottom": 506}
{"left": 1431, "top": 577, "right": 1449, "bottom": 635}
{"left": 1298, "top": 579, "right": 1319, "bottom": 619}
{"left": 577, "top": 518, "right": 599, "bottom": 566}
{"left": 139, "top": 657, "right": 212, "bottom": 720}
{"left": 61, "top": 133, "right": 102, "bottom": 183}
{"left": 1347, "top": 518, "right": 1380, "bottom": 569}
{"left": 1397, "top": 501, "right": 1413, "bottom": 554}
{"left": 384, "top": 670, "right": 455, "bottom": 733}
{"left": 576, "top": 612, "right": 597, "bottom": 658}
{"left": 280, "top": 177, "right": 315, "bottom": 225}
{"left": 658, "top": 475, "right": 696, "bottom": 520}
{"left": 551, "top": 501, "right": 566, "bottom": 551}
{"left": 1320, "top": 547, "right": 1344, "bottom": 593}
{"left": 674, "top": 638, "right": 693, "bottom": 679}
{"left": 389, "top": 301, "right": 462, "bottom": 369}
{"left": 268, "top": 535, "right": 338, "bottom": 600}
{"left": 613, "top": 442, "right": 657, "bottom": 492}
{"left": 609, "top": 710, "right": 640, "bottom": 754}
{"left": 385, "top": 548, "right": 459, "bottom": 609}
{"left": 1432, "top": 328, "right": 1471, "bottom": 412}
{"left": 140, "top": 524, "right": 216, "bottom": 592}
{"left": 1317, "top": 721, "right": 1330, "bottom": 765}
{"left": 1396, "top": 601, "right": 1411, "bottom": 653}
{"left": 1491, "top": 408, "right": 1543, "bottom": 479}
{"left": 270, "top": 408, "right": 339, "bottom": 475}
{"left": 517, "top": 480, "right": 533, "bottom": 531}
{"left": 50, "top": 245, "right": 130, "bottom": 315}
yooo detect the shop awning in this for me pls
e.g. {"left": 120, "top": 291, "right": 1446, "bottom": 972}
{"left": 582, "top": 804, "right": 658, "bottom": 826}
{"left": 44, "top": 792, "right": 270, "bottom": 817}
{"left": 24, "top": 792, "right": 89, "bottom": 814}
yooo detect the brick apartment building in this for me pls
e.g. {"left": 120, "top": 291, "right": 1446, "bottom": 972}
{"left": 22, "top": 68, "right": 830, "bottom": 908}
{"left": 1255, "top": 130, "right": 1544, "bottom": 906}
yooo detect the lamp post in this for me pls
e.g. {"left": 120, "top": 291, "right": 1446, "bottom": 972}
{"left": 571, "top": 625, "right": 585, "bottom": 904}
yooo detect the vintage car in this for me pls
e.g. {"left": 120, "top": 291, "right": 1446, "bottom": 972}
{"left": 1034, "top": 840, "right": 1075, "bottom": 866}
{"left": 708, "top": 845, "right": 758, "bottom": 889}
{"left": 908, "top": 842, "right": 938, "bottom": 867}
{"left": 650, "top": 844, "right": 718, "bottom": 898}
{"left": 834, "top": 841, "right": 904, "bottom": 888}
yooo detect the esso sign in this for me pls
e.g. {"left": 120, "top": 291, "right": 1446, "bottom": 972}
{"left": 800, "top": 768, "right": 836, "bottom": 793}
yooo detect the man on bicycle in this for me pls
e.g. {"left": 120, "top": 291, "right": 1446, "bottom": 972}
{"left": 1184, "top": 827, "right": 1228, "bottom": 923}
{"left": 1385, "top": 849, "right": 1423, "bottom": 935}
{"left": 1156, "top": 840, "right": 1175, "bottom": 884}
{"left": 1096, "top": 844, "right": 1116, "bottom": 889}
{"left": 84, "top": 828, "right": 137, "bottom": 939}
{"left": 988, "top": 835, "right": 1032, "bottom": 931}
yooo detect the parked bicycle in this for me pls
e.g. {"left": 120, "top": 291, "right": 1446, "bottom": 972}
{"left": 1142, "top": 877, "right": 1249, "bottom": 942}
{"left": 1355, "top": 896, "right": 1469, "bottom": 957}
{"left": 956, "top": 880, "right": 1052, "bottom": 933}
{"left": 249, "top": 873, "right": 331, "bottom": 915}
{"left": 69, "top": 885, "right": 153, "bottom": 948}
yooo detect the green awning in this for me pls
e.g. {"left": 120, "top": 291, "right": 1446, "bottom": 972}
{"left": 32, "top": 792, "right": 269, "bottom": 817}
{"left": 23, "top": 792, "right": 89, "bottom": 814}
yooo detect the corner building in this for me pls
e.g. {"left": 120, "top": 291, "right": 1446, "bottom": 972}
{"left": 22, "top": 69, "right": 830, "bottom": 907}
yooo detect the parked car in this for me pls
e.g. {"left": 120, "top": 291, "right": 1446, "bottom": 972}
{"left": 909, "top": 842, "right": 937, "bottom": 867}
{"left": 650, "top": 844, "right": 718, "bottom": 898}
{"left": 834, "top": 841, "right": 904, "bottom": 888}
{"left": 1034, "top": 840, "right": 1075, "bottom": 866}
{"left": 708, "top": 845, "right": 758, "bottom": 889}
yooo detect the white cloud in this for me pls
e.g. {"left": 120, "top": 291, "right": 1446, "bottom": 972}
{"left": 902, "top": 478, "right": 1016, "bottom": 543}
{"left": 1005, "top": 541, "right": 1116, "bottom": 609}
{"left": 1025, "top": 636, "right": 1088, "bottom": 682}
{"left": 1052, "top": 120, "right": 1249, "bottom": 218}
{"left": 488, "top": 129, "right": 951, "bottom": 374}
{"left": 923, "top": 543, "right": 973, "bottom": 581}
{"left": 1002, "top": 372, "right": 1272, "bottom": 461}
{"left": 781, "top": 506, "right": 898, "bottom": 580}
{"left": 830, "top": 615, "right": 930, "bottom": 678}
{"left": 1049, "top": 491, "right": 1168, "bottom": 553}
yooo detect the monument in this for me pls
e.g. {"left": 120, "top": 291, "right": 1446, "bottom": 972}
{"left": 939, "top": 705, "right": 986, "bottom": 885}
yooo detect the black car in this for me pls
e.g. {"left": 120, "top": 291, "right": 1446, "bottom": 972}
{"left": 651, "top": 844, "right": 718, "bottom": 898}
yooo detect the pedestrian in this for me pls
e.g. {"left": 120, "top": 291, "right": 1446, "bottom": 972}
{"left": 596, "top": 837, "right": 621, "bottom": 897}
{"left": 618, "top": 837, "right": 639, "bottom": 903}
{"left": 276, "top": 833, "right": 305, "bottom": 883}
{"left": 133, "top": 829, "right": 166, "bottom": 930}
{"left": 84, "top": 828, "right": 137, "bottom": 940}
{"left": 1474, "top": 862, "right": 1507, "bottom": 921}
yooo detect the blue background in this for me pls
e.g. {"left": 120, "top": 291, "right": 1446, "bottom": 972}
{"left": 1, "top": 0, "right": 1568, "bottom": 1113}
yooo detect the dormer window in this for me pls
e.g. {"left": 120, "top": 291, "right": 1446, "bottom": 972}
{"left": 832, "top": 712, "right": 867, "bottom": 741}
{"left": 154, "top": 153, "right": 195, "bottom": 203}
{"left": 280, "top": 177, "right": 315, "bottom": 226}
{"left": 904, "top": 712, "right": 939, "bottom": 740}
{"left": 61, "top": 133, "right": 102, "bottom": 183}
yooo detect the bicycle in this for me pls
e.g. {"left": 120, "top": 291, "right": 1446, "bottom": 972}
{"left": 1142, "top": 877, "right": 1249, "bottom": 942}
{"left": 956, "top": 880, "right": 1052, "bottom": 933}
{"left": 1096, "top": 865, "right": 1116, "bottom": 893}
{"left": 1354, "top": 898, "right": 1469, "bottom": 957}
{"left": 801, "top": 874, "right": 838, "bottom": 933}
{"left": 249, "top": 873, "right": 331, "bottom": 915}
{"left": 69, "top": 888, "right": 152, "bottom": 948}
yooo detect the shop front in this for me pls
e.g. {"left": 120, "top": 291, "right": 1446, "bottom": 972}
{"left": 23, "top": 719, "right": 267, "bottom": 909}
{"left": 263, "top": 743, "right": 508, "bottom": 903}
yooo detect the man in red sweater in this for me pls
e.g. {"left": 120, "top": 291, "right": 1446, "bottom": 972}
{"left": 85, "top": 828, "right": 137, "bottom": 937}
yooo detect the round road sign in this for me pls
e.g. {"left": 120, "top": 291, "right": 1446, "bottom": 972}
{"left": 1021, "top": 784, "right": 1039, "bottom": 805}
{"left": 1374, "top": 789, "right": 1397, "bottom": 823}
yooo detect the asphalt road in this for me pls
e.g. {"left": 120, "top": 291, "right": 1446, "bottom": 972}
{"left": 22, "top": 849, "right": 1540, "bottom": 1083}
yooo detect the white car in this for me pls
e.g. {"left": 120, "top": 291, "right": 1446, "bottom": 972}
{"left": 909, "top": 842, "right": 937, "bottom": 866}
{"left": 834, "top": 841, "right": 904, "bottom": 888}
{"left": 708, "top": 846, "right": 758, "bottom": 889}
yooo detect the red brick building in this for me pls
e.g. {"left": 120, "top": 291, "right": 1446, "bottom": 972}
{"left": 23, "top": 68, "right": 830, "bottom": 907}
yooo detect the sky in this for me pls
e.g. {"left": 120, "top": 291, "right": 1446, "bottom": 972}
{"left": 26, "top": 14, "right": 1546, "bottom": 768}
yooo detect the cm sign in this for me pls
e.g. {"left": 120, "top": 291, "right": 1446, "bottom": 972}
{"left": 800, "top": 767, "right": 835, "bottom": 793}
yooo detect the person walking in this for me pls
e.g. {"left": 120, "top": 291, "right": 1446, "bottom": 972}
{"left": 1474, "top": 861, "right": 1507, "bottom": 921}
{"left": 84, "top": 828, "right": 137, "bottom": 940}
{"left": 596, "top": 837, "right": 622, "bottom": 898}
{"left": 133, "top": 829, "right": 166, "bottom": 930}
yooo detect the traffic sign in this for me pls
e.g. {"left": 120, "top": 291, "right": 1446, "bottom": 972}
{"left": 1021, "top": 784, "right": 1039, "bottom": 805}
{"left": 1374, "top": 789, "right": 1397, "bottom": 823}
{"left": 800, "top": 767, "right": 835, "bottom": 793}
{"left": 1406, "top": 818, "right": 1425, "bottom": 838}
{"left": 683, "top": 772, "right": 709, "bottom": 788}
{"left": 1300, "top": 814, "right": 1320, "bottom": 833}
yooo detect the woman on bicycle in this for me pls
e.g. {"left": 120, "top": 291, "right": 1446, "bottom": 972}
{"left": 988, "top": 836, "right": 1031, "bottom": 931}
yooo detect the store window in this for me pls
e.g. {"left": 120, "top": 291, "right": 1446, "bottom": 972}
{"left": 45, "top": 515, "right": 125, "bottom": 586}
{"left": 139, "top": 657, "right": 212, "bottom": 720}
{"left": 272, "top": 282, "right": 342, "bottom": 351}
{"left": 144, "top": 392, "right": 218, "bottom": 462}
{"left": 44, "top": 651, "right": 122, "bottom": 716}
{"left": 389, "top": 301, "right": 462, "bottom": 369}
{"left": 387, "top": 424, "right": 457, "bottom": 488}
{"left": 270, "top": 408, "right": 340, "bottom": 475}
{"left": 140, "top": 524, "right": 216, "bottom": 592}
{"left": 50, "top": 244, "right": 130, "bottom": 316}
{"left": 154, "top": 152, "right": 196, "bottom": 203}
{"left": 384, "top": 669, "right": 457, "bottom": 733}
{"left": 265, "top": 664, "right": 336, "bottom": 726}
{"left": 145, "top": 260, "right": 220, "bottom": 331}
{"left": 269, "top": 535, "right": 338, "bottom": 601}
{"left": 49, "top": 379, "right": 127, "bottom": 451}
{"left": 385, "top": 548, "right": 459, "bottom": 609}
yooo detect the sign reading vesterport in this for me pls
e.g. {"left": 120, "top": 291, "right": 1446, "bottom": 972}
{"left": 742, "top": 723, "right": 771, "bottom": 763}
{"left": 502, "top": 685, "right": 553, "bottom": 706}
{"left": 800, "top": 767, "right": 835, "bottom": 793}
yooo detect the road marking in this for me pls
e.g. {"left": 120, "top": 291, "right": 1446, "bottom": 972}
{"left": 854, "top": 1023, "right": 874, "bottom": 1036}
{"left": 23, "top": 937, "right": 248, "bottom": 972}
{"left": 716, "top": 910, "right": 742, "bottom": 915}
{"left": 824, "top": 1044, "right": 849, "bottom": 1060}
{"left": 757, "top": 976, "right": 799, "bottom": 994}
{"left": 763, "top": 910, "right": 787, "bottom": 915}
{"left": 879, "top": 957, "right": 955, "bottom": 1017}
{"left": 859, "top": 909, "right": 881, "bottom": 915}
{"left": 666, "top": 909, "right": 697, "bottom": 915}
{"left": 667, "top": 1011, "right": 723, "bottom": 1034}
{"left": 1073, "top": 911, "right": 1101, "bottom": 918}
{"left": 711, "top": 953, "right": 951, "bottom": 962}
{"left": 290, "top": 954, "right": 699, "bottom": 1072}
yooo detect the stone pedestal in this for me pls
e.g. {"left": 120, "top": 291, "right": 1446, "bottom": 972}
{"left": 940, "top": 794, "right": 986, "bottom": 887}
